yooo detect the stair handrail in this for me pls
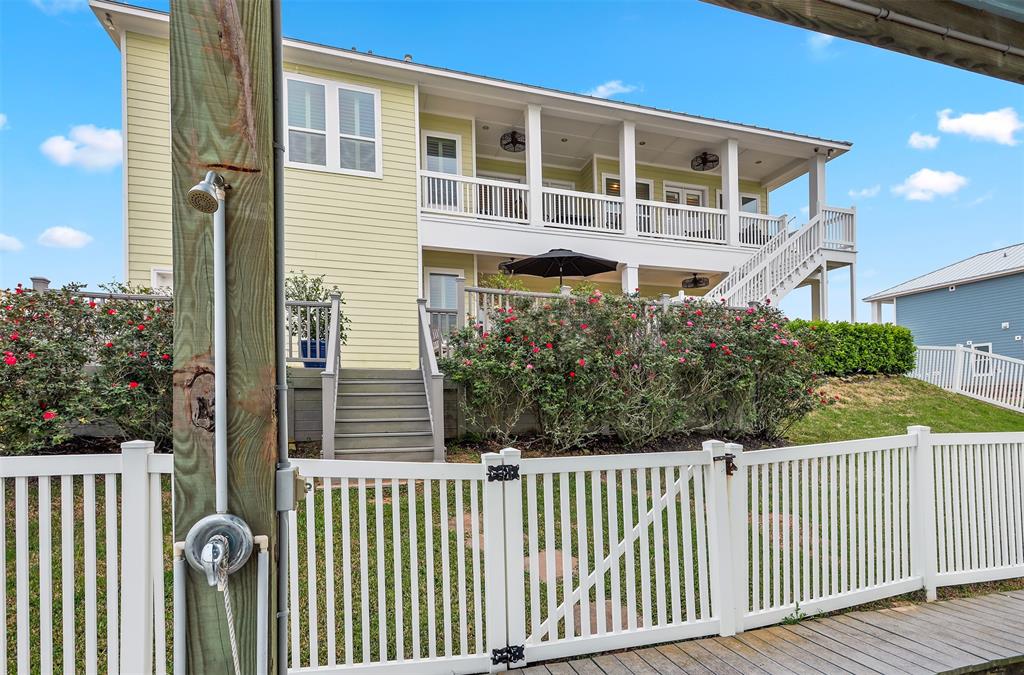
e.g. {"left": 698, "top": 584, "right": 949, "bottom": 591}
{"left": 418, "top": 298, "right": 446, "bottom": 462}
{"left": 710, "top": 214, "right": 824, "bottom": 306}
{"left": 707, "top": 225, "right": 792, "bottom": 299}
{"left": 320, "top": 293, "right": 342, "bottom": 459}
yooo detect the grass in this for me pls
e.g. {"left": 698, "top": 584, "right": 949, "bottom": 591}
{"left": 788, "top": 376, "right": 1024, "bottom": 445}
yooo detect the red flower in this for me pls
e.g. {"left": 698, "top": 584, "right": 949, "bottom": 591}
{"left": 614, "top": 349, "right": 622, "bottom": 356}
{"left": 104, "top": 341, "right": 113, "bottom": 348}
{"left": 695, "top": 310, "right": 703, "bottom": 316}
{"left": 27, "top": 352, "right": 36, "bottom": 359}
{"left": 139, "top": 351, "right": 149, "bottom": 358}
{"left": 161, "top": 354, "right": 170, "bottom": 360}
{"left": 128, "top": 381, "right": 139, "bottom": 389}
{"left": 9, "top": 332, "right": 18, "bottom": 340}
{"left": 710, "top": 342, "right": 717, "bottom": 349}
{"left": 578, "top": 358, "right": 586, "bottom": 367}
{"left": 137, "top": 324, "right": 146, "bottom": 331}
{"left": 505, "top": 336, "right": 512, "bottom": 343}
{"left": 108, "top": 308, "right": 116, "bottom": 315}
{"left": 580, "top": 323, "right": 588, "bottom": 330}
{"left": 89, "top": 301, "right": 97, "bottom": 308}
{"left": 546, "top": 342, "right": 553, "bottom": 349}
{"left": 43, "top": 410, "right": 56, "bottom": 421}
{"left": 532, "top": 347, "right": 540, "bottom": 353}
{"left": 3, "top": 355, "right": 16, "bottom": 366}
{"left": 569, "top": 371, "right": 576, "bottom": 378}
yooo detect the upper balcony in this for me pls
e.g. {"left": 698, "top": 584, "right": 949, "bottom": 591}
{"left": 416, "top": 96, "right": 854, "bottom": 272}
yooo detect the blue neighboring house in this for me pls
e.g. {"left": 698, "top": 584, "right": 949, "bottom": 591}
{"left": 864, "top": 243, "right": 1024, "bottom": 359}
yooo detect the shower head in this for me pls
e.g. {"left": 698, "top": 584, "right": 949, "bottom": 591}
{"left": 187, "top": 171, "right": 226, "bottom": 214}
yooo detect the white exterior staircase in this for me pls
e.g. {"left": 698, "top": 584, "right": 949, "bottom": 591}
{"left": 706, "top": 206, "right": 855, "bottom": 307}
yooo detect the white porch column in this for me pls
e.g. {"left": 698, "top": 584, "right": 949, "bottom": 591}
{"left": 871, "top": 300, "right": 883, "bottom": 324}
{"left": 809, "top": 153, "right": 827, "bottom": 219}
{"left": 810, "top": 279, "right": 822, "bottom": 320}
{"left": 621, "top": 263, "right": 639, "bottom": 295}
{"left": 526, "top": 103, "right": 543, "bottom": 226}
{"left": 619, "top": 120, "right": 637, "bottom": 237}
{"left": 720, "top": 138, "right": 740, "bottom": 246}
{"left": 819, "top": 263, "right": 829, "bottom": 320}
{"left": 849, "top": 263, "right": 857, "bottom": 322}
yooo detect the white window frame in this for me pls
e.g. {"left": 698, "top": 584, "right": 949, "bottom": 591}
{"left": 601, "top": 173, "right": 654, "bottom": 200}
{"left": 664, "top": 182, "right": 708, "bottom": 207}
{"left": 424, "top": 267, "right": 465, "bottom": 310}
{"left": 421, "top": 130, "right": 462, "bottom": 176}
{"left": 716, "top": 189, "right": 762, "bottom": 213}
{"left": 284, "top": 73, "right": 383, "bottom": 178}
{"left": 971, "top": 342, "right": 994, "bottom": 377}
{"left": 150, "top": 267, "right": 173, "bottom": 292}
{"left": 542, "top": 178, "right": 575, "bottom": 190}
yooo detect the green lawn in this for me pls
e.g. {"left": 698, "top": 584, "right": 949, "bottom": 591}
{"left": 788, "top": 375, "right": 1024, "bottom": 445}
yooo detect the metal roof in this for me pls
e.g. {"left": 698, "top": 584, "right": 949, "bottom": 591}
{"left": 864, "top": 243, "right": 1024, "bottom": 301}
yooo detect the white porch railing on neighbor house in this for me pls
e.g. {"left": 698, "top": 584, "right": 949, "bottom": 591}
{"left": 636, "top": 200, "right": 727, "bottom": 243}
{"left": 420, "top": 171, "right": 529, "bottom": 223}
{"left": 738, "top": 212, "right": 787, "bottom": 247}
{"left": 541, "top": 187, "right": 624, "bottom": 233}
{"left": 7, "top": 428, "right": 1024, "bottom": 672}
{"left": 913, "top": 345, "right": 1024, "bottom": 413}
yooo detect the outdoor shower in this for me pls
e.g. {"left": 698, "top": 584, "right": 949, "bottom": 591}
{"left": 173, "top": 171, "right": 270, "bottom": 675}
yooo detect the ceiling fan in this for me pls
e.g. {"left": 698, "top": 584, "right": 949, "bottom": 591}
{"left": 690, "top": 151, "right": 720, "bottom": 172}
{"left": 681, "top": 273, "right": 710, "bottom": 289}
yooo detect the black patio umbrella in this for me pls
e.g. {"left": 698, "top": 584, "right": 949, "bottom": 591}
{"left": 502, "top": 248, "right": 619, "bottom": 286}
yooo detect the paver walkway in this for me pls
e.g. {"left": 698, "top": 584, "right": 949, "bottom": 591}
{"left": 519, "top": 589, "right": 1024, "bottom": 674}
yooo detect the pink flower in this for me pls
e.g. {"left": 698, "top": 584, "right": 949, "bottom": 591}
{"left": 463, "top": 359, "right": 473, "bottom": 366}
{"left": 4, "top": 355, "right": 16, "bottom": 366}
{"left": 630, "top": 313, "right": 637, "bottom": 319}
{"left": 526, "top": 363, "right": 534, "bottom": 370}
{"left": 578, "top": 358, "right": 586, "bottom": 367}
{"left": 27, "top": 352, "right": 36, "bottom": 359}
{"left": 710, "top": 342, "right": 717, "bottom": 349}
{"left": 580, "top": 323, "right": 588, "bottom": 330}
{"left": 532, "top": 347, "right": 540, "bottom": 353}
{"left": 43, "top": 410, "right": 57, "bottom": 421}
{"left": 679, "top": 357, "right": 686, "bottom": 363}
{"left": 546, "top": 342, "right": 553, "bottom": 349}
{"left": 746, "top": 307, "right": 754, "bottom": 314}
{"left": 614, "top": 349, "right": 622, "bottom": 356}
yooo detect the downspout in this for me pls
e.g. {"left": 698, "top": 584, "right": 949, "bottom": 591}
{"left": 820, "top": 0, "right": 1024, "bottom": 59}
{"left": 270, "top": 1, "right": 290, "bottom": 673}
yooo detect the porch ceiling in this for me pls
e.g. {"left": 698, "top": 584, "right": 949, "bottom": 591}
{"left": 422, "top": 93, "right": 813, "bottom": 184}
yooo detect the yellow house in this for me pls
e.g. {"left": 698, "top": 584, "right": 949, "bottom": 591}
{"left": 92, "top": 1, "right": 857, "bottom": 459}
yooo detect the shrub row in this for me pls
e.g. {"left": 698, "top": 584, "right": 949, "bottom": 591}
{"left": 441, "top": 292, "right": 835, "bottom": 452}
{"left": 788, "top": 320, "right": 915, "bottom": 376}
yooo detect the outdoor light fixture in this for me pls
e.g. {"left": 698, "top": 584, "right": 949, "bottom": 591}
{"left": 500, "top": 129, "right": 526, "bottom": 152}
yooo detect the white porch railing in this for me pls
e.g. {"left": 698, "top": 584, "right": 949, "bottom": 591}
{"left": 822, "top": 205, "right": 856, "bottom": 250}
{"left": 6, "top": 428, "right": 1024, "bottom": 672}
{"left": 541, "top": 187, "right": 623, "bottom": 233}
{"left": 320, "top": 293, "right": 342, "bottom": 459}
{"left": 738, "top": 212, "right": 787, "bottom": 247}
{"left": 420, "top": 171, "right": 529, "bottom": 223}
{"left": 913, "top": 345, "right": 1024, "bottom": 413}
{"left": 418, "top": 299, "right": 446, "bottom": 462}
{"left": 636, "top": 200, "right": 727, "bottom": 243}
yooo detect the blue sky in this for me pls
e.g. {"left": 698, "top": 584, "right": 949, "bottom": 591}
{"left": 1, "top": 0, "right": 1022, "bottom": 320}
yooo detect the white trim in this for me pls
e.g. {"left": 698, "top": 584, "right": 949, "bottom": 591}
{"left": 150, "top": 267, "right": 173, "bottom": 291}
{"left": 864, "top": 267, "right": 1024, "bottom": 302}
{"left": 601, "top": 172, "right": 653, "bottom": 199}
{"left": 664, "top": 181, "right": 709, "bottom": 207}
{"left": 284, "top": 72, "right": 384, "bottom": 178}
{"left": 414, "top": 83, "right": 423, "bottom": 299}
{"left": 423, "top": 266, "right": 466, "bottom": 310}
{"left": 477, "top": 171, "right": 525, "bottom": 183}
{"left": 421, "top": 130, "right": 463, "bottom": 175}
{"left": 715, "top": 189, "right": 761, "bottom": 213}
{"left": 971, "top": 343, "right": 994, "bottom": 376}
{"left": 542, "top": 178, "right": 575, "bottom": 190}
{"left": 470, "top": 115, "right": 477, "bottom": 177}
{"left": 119, "top": 29, "right": 129, "bottom": 283}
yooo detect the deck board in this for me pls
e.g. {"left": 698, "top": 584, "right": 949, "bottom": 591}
{"left": 520, "top": 590, "right": 1024, "bottom": 674}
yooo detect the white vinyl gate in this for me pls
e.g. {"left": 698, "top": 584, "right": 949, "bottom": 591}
{"left": 5, "top": 428, "right": 1024, "bottom": 673}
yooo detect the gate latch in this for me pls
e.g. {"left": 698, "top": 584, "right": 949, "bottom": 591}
{"left": 487, "top": 463, "right": 520, "bottom": 482}
{"left": 491, "top": 644, "right": 525, "bottom": 665}
{"left": 714, "top": 453, "right": 737, "bottom": 476}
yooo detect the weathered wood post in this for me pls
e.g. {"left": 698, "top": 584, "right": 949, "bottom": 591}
{"left": 170, "top": 0, "right": 277, "bottom": 671}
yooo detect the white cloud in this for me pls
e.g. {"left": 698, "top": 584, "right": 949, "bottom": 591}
{"left": 806, "top": 33, "right": 835, "bottom": 57}
{"left": 40, "top": 125, "right": 122, "bottom": 171}
{"left": 848, "top": 184, "right": 881, "bottom": 199}
{"left": 891, "top": 168, "right": 968, "bottom": 201}
{"left": 585, "top": 80, "right": 639, "bottom": 99}
{"left": 31, "top": 0, "right": 86, "bottom": 13}
{"left": 38, "top": 226, "right": 93, "bottom": 249}
{"left": 0, "top": 234, "right": 23, "bottom": 252}
{"left": 907, "top": 131, "right": 939, "bottom": 150}
{"left": 937, "top": 107, "right": 1023, "bottom": 146}
{"left": 0, "top": 113, "right": 8, "bottom": 131}
{"left": 967, "top": 190, "right": 995, "bottom": 207}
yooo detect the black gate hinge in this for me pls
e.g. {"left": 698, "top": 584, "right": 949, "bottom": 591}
{"left": 487, "top": 463, "right": 520, "bottom": 482}
{"left": 491, "top": 644, "right": 525, "bottom": 665}
{"left": 714, "top": 453, "right": 737, "bottom": 476}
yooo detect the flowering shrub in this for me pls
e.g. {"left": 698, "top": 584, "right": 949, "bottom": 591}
{"left": 0, "top": 282, "right": 173, "bottom": 455}
{"left": 442, "top": 291, "right": 827, "bottom": 451}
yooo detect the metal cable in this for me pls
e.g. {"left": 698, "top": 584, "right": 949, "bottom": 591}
{"left": 219, "top": 568, "right": 243, "bottom": 675}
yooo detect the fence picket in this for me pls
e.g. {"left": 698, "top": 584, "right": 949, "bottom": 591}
{"left": 38, "top": 477, "right": 53, "bottom": 675}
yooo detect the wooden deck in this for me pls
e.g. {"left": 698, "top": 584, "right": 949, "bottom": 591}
{"left": 521, "top": 590, "right": 1024, "bottom": 675}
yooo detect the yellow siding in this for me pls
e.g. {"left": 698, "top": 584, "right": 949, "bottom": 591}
{"left": 475, "top": 157, "right": 583, "bottom": 189}
{"left": 422, "top": 250, "right": 477, "bottom": 284}
{"left": 419, "top": 113, "right": 474, "bottom": 176}
{"left": 122, "top": 33, "right": 420, "bottom": 368}
{"left": 594, "top": 158, "right": 769, "bottom": 214}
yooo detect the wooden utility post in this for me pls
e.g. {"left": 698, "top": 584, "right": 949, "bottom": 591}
{"left": 170, "top": 1, "right": 277, "bottom": 671}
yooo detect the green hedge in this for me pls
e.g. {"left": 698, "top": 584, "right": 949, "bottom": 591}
{"left": 789, "top": 320, "right": 915, "bottom": 376}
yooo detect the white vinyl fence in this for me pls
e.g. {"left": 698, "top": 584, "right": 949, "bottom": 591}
{"left": 5, "top": 428, "right": 1024, "bottom": 673}
{"left": 913, "top": 345, "right": 1024, "bottom": 413}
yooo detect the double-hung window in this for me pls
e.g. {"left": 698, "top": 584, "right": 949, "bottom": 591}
{"left": 286, "top": 76, "right": 382, "bottom": 177}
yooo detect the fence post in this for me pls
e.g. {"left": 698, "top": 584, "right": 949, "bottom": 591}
{"left": 704, "top": 440, "right": 737, "bottom": 636}
{"left": 660, "top": 293, "right": 670, "bottom": 315}
{"left": 501, "top": 448, "right": 526, "bottom": 663}
{"left": 30, "top": 276, "right": 51, "bottom": 292}
{"left": 725, "top": 441, "right": 747, "bottom": 633}
{"left": 456, "top": 276, "right": 467, "bottom": 329}
{"left": 952, "top": 345, "right": 966, "bottom": 392}
{"left": 908, "top": 425, "right": 938, "bottom": 601}
{"left": 482, "top": 452, "right": 510, "bottom": 671}
{"left": 120, "top": 439, "right": 155, "bottom": 674}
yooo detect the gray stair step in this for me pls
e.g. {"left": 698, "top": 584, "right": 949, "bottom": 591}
{"left": 336, "top": 405, "right": 429, "bottom": 421}
{"left": 329, "top": 447, "right": 435, "bottom": 462}
{"left": 339, "top": 380, "right": 425, "bottom": 394}
{"left": 335, "top": 418, "right": 431, "bottom": 433}
{"left": 339, "top": 368, "right": 421, "bottom": 381}
{"left": 337, "top": 392, "right": 426, "bottom": 407}
{"left": 335, "top": 431, "right": 435, "bottom": 450}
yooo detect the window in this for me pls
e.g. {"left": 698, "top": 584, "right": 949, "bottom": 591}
{"left": 424, "top": 135, "right": 459, "bottom": 174}
{"left": 665, "top": 185, "right": 706, "bottom": 207}
{"left": 717, "top": 191, "right": 761, "bottom": 213}
{"left": 286, "top": 76, "right": 381, "bottom": 176}
{"left": 603, "top": 176, "right": 652, "bottom": 200}
{"left": 971, "top": 343, "right": 993, "bottom": 377}
{"left": 426, "top": 269, "right": 462, "bottom": 335}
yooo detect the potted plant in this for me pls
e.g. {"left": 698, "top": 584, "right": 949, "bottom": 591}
{"left": 285, "top": 271, "right": 349, "bottom": 369}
